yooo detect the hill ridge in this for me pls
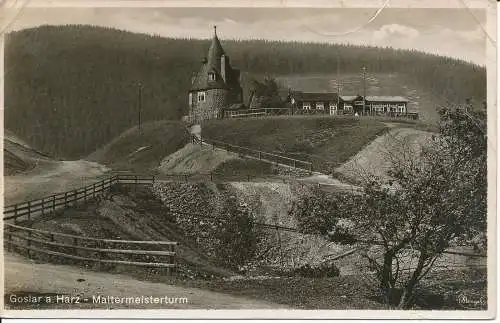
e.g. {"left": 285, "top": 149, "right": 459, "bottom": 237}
{"left": 5, "top": 25, "right": 485, "bottom": 159}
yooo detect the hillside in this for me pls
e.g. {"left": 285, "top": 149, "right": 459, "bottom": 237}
{"left": 5, "top": 25, "right": 485, "bottom": 159}
{"left": 86, "top": 120, "right": 190, "bottom": 172}
{"left": 203, "top": 116, "right": 389, "bottom": 174}
{"left": 335, "top": 126, "right": 435, "bottom": 183}
{"left": 4, "top": 130, "right": 56, "bottom": 175}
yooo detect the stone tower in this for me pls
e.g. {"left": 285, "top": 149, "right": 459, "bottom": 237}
{"left": 188, "top": 26, "right": 243, "bottom": 123}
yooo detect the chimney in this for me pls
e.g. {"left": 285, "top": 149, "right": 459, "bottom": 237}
{"left": 220, "top": 54, "right": 226, "bottom": 83}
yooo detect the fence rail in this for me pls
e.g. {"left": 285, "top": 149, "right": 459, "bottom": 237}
{"left": 200, "top": 138, "right": 314, "bottom": 173}
{"left": 3, "top": 172, "right": 360, "bottom": 223}
{"left": 4, "top": 176, "right": 118, "bottom": 222}
{"left": 4, "top": 223, "right": 176, "bottom": 269}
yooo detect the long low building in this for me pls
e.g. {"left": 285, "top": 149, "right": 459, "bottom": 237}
{"left": 289, "top": 91, "right": 414, "bottom": 117}
{"left": 341, "top": 95, "right": 410, "bottom": 115}
{"left": 218, "top": 91, "right": 417, "bottom": 120}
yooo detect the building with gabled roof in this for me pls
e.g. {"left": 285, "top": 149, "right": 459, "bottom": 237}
{"left": 188, "top": 26, "right": 243, "bottom": 123}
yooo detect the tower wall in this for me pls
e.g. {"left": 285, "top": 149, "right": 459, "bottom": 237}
{"left": 191, "top": 88, "right": 228, "bottom": 122}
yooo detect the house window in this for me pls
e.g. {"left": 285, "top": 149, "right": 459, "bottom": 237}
{"left": 303, "top": 102, "right": 311, "bottom": 110}
{"left": 329, "top": 104, "right": 337, "bottom": 115}
{"left": 208, "top": 73, "right": 216, "bottom": 81}
{"left": 316, "top": 102, "right": 325, "bottom": 110}
{"left": 197, "top": 91, "right": 206, "bottom": 102}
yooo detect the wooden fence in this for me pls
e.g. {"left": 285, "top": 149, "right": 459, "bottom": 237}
{"left": 3, "top": 170, "right": 484, "bottom": 273}
{"left": 4, "top": 223, "right": 176, "bottom": 270}
{"left": 4, "top": 176, "right": 119, "bottom": 223}
{"left": 196, "top": 137, "right": 314, "bottom": 173}
{"left": 3, "top": 173, "right": 359, "bottom": 223}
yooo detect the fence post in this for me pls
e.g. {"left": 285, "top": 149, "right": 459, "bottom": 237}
{"left": 27, "top": 231, "right": 32, "bottom": 258}
{"left": 210, "top": 172, "right": 213, "bottom": 181}
{"left": 14, "top": 204, "right": 18, "bottom": 223}
{"left": 74, "top": 191, "right": 77, "bottom": 205}
{"left": 93, "top": 183, "right": 96, "bottom": 198}
{"left": 52, "top": 195, "right": 56, "bottom": 212}
{"left": 259, "top": 151, "right": 262, "bottom": 160}
{"left": 41, "top": 198, "right": 45, "bottom": 216}
{"left": 27, "top": 201, "right": 31, "bottom": 221}
{"left": 7, "top": 230, "right": 12, "bottom": 252}
{"left": 64, "top": 192, "right": 68, "bottom": 207}
{"left": 184, "top": 174, "right": 188, "bottom": 182}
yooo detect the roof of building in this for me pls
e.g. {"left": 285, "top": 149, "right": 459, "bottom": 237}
{"left": 190, "top": 27, "right": 239, "bottom": 92}
{"left": 365, "top": 96, "right": 409, "bottom": 102}
{"left": 340, "top": 95, "right": 362, "bottom": 102}
{"left": 207, "top": 30, "right": 225, "bottom": 71}
{"left": 291, "top": 91, "right": 339, "bottom": 102}
{"left": 190, "top": 64, "right": 227, "bottom": 91}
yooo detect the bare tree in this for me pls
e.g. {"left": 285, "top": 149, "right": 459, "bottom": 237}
{"left": 342, "top": 107, "right": 487, "bottom": 308}
{"left": 290, "top": 106, "right": 487, "bottom": 308}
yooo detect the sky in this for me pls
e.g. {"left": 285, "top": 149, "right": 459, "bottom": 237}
{"left": 2, "top": 3, "right": 491, "bottom": 66}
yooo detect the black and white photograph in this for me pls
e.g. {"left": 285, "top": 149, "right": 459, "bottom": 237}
{"left": 0, "top": 0, "right": 496, "bottom": 320}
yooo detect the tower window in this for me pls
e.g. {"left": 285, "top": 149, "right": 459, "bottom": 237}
{"left": 208, "top": 73, "right": 216, "bottom": 81}
{"left": 197, "top": 91, "right": 206, "bottom": 102}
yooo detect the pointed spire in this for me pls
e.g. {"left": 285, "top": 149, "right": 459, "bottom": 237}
{"left": 207, "top": 26, "right": 225, "bottom": 69}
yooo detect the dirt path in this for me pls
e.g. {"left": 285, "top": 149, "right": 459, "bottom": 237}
{"left": 3, "top": 253, "right": 287, "bottom": 310}
{"left": 4, "top": 160, "right": 109, "bottom": 205}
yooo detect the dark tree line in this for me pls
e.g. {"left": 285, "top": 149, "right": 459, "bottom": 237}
{"left": 4, "top": 25, "right": 486, "bottom": 159}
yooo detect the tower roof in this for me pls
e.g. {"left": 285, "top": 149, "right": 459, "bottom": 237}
{"left": 207, "top": 25, "right": 225, "bottom": 69}
{"left": 190, "top": 26, "right": 241, "bottom": 92}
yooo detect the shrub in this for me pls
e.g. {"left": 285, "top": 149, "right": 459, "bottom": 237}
{"left": 215, "top": 196, "right": 262, "bottom": 270}
{"left": 291, "top": 262, "right": 340, "bottom": 278}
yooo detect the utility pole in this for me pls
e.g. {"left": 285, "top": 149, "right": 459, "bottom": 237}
{"left": 336, "top": 53, "right": 340, "bottom": 114}
{"left": 137, "top": 82, "right": 143, "bottom": 135}
{"left": 362, "top": 66, "right": 367, "bottom": 115}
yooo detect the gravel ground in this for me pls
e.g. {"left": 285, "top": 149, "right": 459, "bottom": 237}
{"left": 335, "top": 127, "right": 434, "bottom": 183}
{"left": 3, "top": 253, "right": 286, "bottom": 310}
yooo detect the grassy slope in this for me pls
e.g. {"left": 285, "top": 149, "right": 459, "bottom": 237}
{"left": 203, "top": 116, "right": 388, "bottom": 173}
{"left": 4, "top": 130, "right": 56, "bottom": 175}
{"left": 87, "top": 120, "right": 190, "bottom": 172}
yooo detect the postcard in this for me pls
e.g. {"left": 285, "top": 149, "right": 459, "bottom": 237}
{"left": 0, "top": 0, "right": 496, "bottom": 320}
